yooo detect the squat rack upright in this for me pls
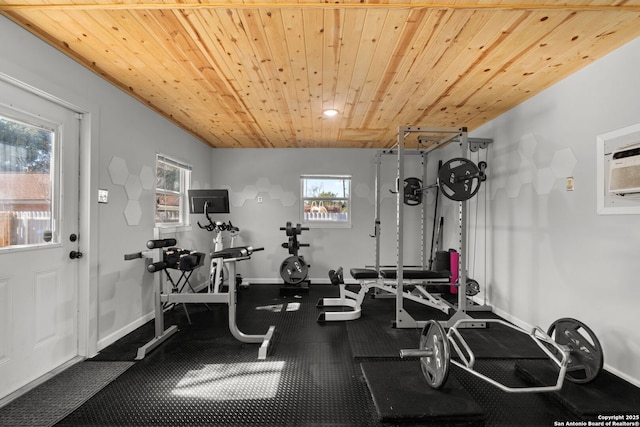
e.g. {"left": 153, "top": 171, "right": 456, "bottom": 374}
{"left": 386, "top": 126, "right": 490, "bottom": 329}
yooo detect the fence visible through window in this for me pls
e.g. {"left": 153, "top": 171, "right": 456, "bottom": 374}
{"left": 301, "top": 175, "right": 351, "bottom": 226}
{"left": 0, "top": 211, "right": 52, "bottom": 247}
{"left": 1, "top": 114, "right": 56, "bottom": 248}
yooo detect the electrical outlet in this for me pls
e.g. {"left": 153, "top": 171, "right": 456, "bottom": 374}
{"left": 257, "top": 196, "right": 263, "bottom": 203}
{"left": 566, "top": 177, "right": 574, "bottom": 191}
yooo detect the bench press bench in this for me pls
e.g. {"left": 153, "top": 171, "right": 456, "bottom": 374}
{"left": 317, "top": 267, "right": 452, "bottom": 322}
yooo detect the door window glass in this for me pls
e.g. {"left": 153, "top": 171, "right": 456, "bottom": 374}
{"left": 0, "top": 114, "right": 56, "bottom": 248}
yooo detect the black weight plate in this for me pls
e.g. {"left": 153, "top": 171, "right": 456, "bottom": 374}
{"left": 419, "top": 320, "right": 450, "bottom": 389}
{"left": 466, "top": 279, "right": 480, "bottom": 296}
{"left": 285, "top": 221, "right": 294, "bottom": 236}
{"left": 547, "top": 318, "right": 604, "bottom": 384}
{"left": 437, "top": 158, "right": 481, "bottom": 202}
{"left": 403, "top": 177, "right": 423, "bottom": 206}
{"left": 280, "top": 256, "right": 309, "bottom": 285}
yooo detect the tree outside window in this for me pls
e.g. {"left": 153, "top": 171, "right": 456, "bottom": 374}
{"left": 301, "top": 175, "right": 351, "bottom": 227}
{"left": 0, "top": 115, "right": 54, "bottom": 247}
{"left": 155, "top": 155, "right": 191, "bottom": 227}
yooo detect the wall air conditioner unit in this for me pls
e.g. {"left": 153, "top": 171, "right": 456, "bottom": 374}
{"left": 609, "top": 143, "right": 640, "bottom": 197}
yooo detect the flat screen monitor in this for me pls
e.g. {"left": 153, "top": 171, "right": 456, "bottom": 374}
{"left": 188, "top": 189, "right": 230, "bottom": 214}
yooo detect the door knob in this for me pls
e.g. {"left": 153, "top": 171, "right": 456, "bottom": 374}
{"left": 69, "top": 250, "right": 83, "bottom": 260}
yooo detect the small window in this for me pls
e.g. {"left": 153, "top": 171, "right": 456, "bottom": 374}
{"left": 301, "top": 175, "right": 351, "bottom": 227}
{"left": 0, "top": 114, "right": 56, "bottom": 248}
{"left": 155, "top": 154, "right": 191, "bottom": 227}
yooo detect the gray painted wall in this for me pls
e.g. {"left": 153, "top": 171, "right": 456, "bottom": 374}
{"left": 207, "top": 148, "right": 459, "bottom": 283}
{"left": 470, "top": 36, "right": 640, "bottom": 385}
{"left": 0, "top": 16, "right": 213, "bottom": 351}
{"left": 1, "top": 13, "right": 638, "bottom": 386}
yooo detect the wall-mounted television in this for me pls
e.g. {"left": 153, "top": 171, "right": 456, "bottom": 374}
{"left": 188, "top": 189, "right": 230, "bottom": 214}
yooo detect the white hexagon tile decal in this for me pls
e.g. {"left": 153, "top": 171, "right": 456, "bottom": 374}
{"left": 108, "top": 157, "right": 129, "bottom": 185}
{"left": 550, "top": 148, "right": 577, "bottom": 178}
{"left": 280, "top": 192, "right": 297, "bottom": 207}
{"left": 241, "top": 185, "right": 258, "bottom": 200}
{"left": 533, "top": 167, "right": 556, "bottom": 195}
{"left": 124, "top": 174, "right": 143, "bottom": 200}
{"left": 230, "top": 192, "right": 246, "bottom": 207}
{"left": 488, "top": 132, "right": 579, "bottom": 200}
{"left": 256, "top": 177, "right": 271, "bottom": 193}
{"left": 518, "top": 158, "right": 535, "bottom": 185}
{"left": 505, "top": 173, "right": 523, "bottom": 199}
{"left": 139, "top": 165, "right": 155, "bottom": 190}
{"left": 124, "top": 200, "right": 142, "bottom": 226}
{"left": 268, "top": 185, "right": 284, "bottom": 200}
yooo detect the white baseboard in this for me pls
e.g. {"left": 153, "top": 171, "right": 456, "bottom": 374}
{"left": 97, "top": 311, "right": 155, "bottom": 351}
{"left": 489, "top": 305, "right": 640, "bottom": 388}
{"left": 95, "top": 278, "right": 333, "bottom": 352}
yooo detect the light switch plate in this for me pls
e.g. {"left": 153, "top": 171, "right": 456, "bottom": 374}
{"left": 566, "top": 177, "right": 574, "bottom": 191}
{"left": 98, "top": 189, "right": 109, "bottom": 203}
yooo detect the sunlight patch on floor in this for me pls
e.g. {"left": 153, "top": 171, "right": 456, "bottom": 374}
{"left": 172, "top": 361, "right": 285, "bottom": 401}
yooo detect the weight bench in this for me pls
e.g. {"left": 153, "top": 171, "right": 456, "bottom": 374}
{"left": 317, "top": 267, "right": 452, "bottom": 322}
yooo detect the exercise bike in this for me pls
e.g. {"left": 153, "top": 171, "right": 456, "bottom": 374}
{"left": 197, "top": 208, "right": 243, "bottom": 292}
{"left": 279, "top": 221, "right": 311, "bottom": 294}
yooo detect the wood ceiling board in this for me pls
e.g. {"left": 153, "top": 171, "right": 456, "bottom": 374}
{"left": 2, "top": 2, "right": 640, "bottom": 148}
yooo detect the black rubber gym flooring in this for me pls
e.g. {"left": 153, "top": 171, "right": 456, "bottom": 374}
{"left": 46, "top": 284, "right": 639, "bottom": 426}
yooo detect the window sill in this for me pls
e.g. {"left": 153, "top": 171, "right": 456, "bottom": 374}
{"left": 155, "top": 224, "right": 193, "bottom": 234}
{"left": 302, "top": 222, "right": 352, "bottom": 230}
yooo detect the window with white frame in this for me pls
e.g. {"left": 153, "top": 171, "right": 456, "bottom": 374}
{"left": 301, "top": 175, "right": 351, "bottom": 226}
{"left": 155, "top": 154, "right": 191, "bottom": 227}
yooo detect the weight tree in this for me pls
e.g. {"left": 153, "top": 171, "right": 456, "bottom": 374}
{"left": 388, "top": 126, "right": 491, "bottom": 329}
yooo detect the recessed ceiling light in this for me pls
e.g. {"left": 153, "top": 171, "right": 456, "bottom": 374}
{"left": 323, "top": 109, "right": 339, "bottom": 117}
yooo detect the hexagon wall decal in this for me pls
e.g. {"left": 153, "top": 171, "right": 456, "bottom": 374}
{"left": 124, "top": 200, "right": 142, "bottom": 226}
{"left": 230, "top": 192, "right": 246, "bottom": 207}
{"left": 124, "top": 174, "right": 143, "bottom": 200}
{"left": 533, "top": 167, "right": 556, "bottom": 195}
{"left": 280, "top": 192, "right": 297, "bottom": 207}
{"left": 139, "top": 165, "right": 154, "bottom": 190}
{"left": 256, "top": 177, "right": 271, "bottom": 193}
{"left": 241, "top": 185, "right": 258, "bottom": 200}
{"left": 550, "top": 148, "right": 577, "bottom": 178}
{"left": 108, "top": 157, "right": 129, "bottom": 185}
{"left": 268, "top": 185, "right": 284, "bottom": 200}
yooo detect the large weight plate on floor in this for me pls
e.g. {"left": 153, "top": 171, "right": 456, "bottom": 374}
{"left": 419, "top": 320, "right": 451, "bottom": 389}
{"left": 438, "top": 158, "right": 481, "bottom": 201}
{"left": 280, "top": 256, "right": 309, "bottom": 285}
{"left": 547, "top": 318, "right": 604, "bottom": 384}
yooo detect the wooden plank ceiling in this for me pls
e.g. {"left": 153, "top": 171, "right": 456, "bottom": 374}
{"left": 2, "top": 1, "right": 640, "bottom": 148}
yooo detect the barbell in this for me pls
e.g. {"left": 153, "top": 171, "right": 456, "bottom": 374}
{"left": 400, "top": 317, "right": 603, "bottom": 390}
{"left": 404, "top": 158, "right": 487, "bottom": 204}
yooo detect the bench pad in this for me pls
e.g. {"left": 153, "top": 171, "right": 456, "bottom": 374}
{"left": 380, "top": 269, "right": 450, "bottom": 280}
{"left": 350, "top": 268, "right": 380, "bottom": 280}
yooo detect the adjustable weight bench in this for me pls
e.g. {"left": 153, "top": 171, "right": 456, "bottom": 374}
{"left": 317, "top": 267, "right": 452, "bottom": 322}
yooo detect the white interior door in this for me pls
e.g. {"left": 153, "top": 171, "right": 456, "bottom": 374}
{"left": 0, "top": 78, "right": 81, "bottom": 400}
